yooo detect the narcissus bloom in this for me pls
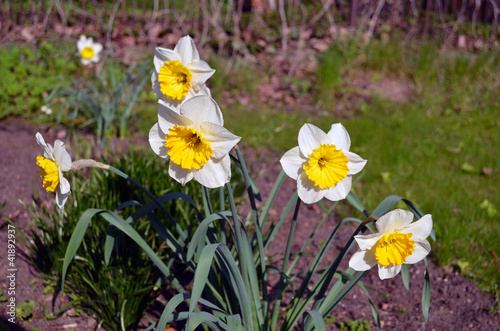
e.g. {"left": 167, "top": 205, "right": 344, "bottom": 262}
{"left": 349, "top": 209, "right": 433, "bottom": 280}
{"left": 149, "top": 96, "right": 240, "bottom": 188}
{"left": 35, "top": 133, "right": 72, "bottom": 209}
{"left": 280, "top": 123, "right": 367, "bottom": 204}
{"left": 152, "top": 36, "right": 215, "bottom": 107}
{"left": 77, "top": 35, "right": 103, "bottom": 65}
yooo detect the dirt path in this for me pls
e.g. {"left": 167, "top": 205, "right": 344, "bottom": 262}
{"left": 1, "top": 120, "right": 499, "bottom": 330}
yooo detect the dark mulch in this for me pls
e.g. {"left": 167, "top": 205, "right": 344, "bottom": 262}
{"left": 1, "top": 119, "right": 499, "bottom": 330}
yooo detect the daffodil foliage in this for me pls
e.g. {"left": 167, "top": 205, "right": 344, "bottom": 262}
{"left": 58, "top": 35, "right": 434, "bottom": 331}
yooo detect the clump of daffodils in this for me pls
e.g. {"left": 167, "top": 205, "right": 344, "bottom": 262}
{"left": 280, "top": 123, "right": 367, "bottom": 204}
{"left": 149, "top": 96, "right": 240, "bottom": 188}
{"left": 152, "top": 35, "right": 215, "bottom": 108}
{"left": 35, "top": 132, "right": 72, "bottom": 209}
{"left": 77, "top": 35, "right": 103, "bottom": 65}
{"left": 349, "top": 209, "right": 433, "bottom": 279}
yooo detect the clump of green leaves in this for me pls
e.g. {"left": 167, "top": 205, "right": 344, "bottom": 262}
{"left": 0, "top": 43, "right": 77, "bottom": 119}
{"left": 50, "top": 59, "right": 152, "bottom": 142}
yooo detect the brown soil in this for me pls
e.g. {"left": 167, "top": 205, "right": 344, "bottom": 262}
{"left": 1, "top": 119, "right": 499, "bottom": 331}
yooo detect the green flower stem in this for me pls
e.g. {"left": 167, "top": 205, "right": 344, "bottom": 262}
{"left": 107, "top": 166, "right": 187, "bottom": 242}
{"left": 286, "top": 201, "right": 339, "bottom": 275}
{"left": 270, "top": 198, "right": 302, "bottom": 330}
{"left": 218, "top": 186, "right": 227, "bottom": 245}
{"left": 234, "top": 147, "right": 269, "bottom": 326}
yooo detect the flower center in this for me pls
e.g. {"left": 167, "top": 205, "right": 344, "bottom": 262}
{"left": 158, "top": 60, "right": 192, "bottom": 101}
{"left": 81, "top": 46, "right": 95, "bottom": 60}
{"left": 375, "top": 231, "right": 415, "bottom": 267}
{"left": 165, "top": 125, "right": 213, "bottom": 170}
{"left": 303, "top": 144, "right": 349, "bottom": 189}
{"left": 36, "top": 155, "right": 59, "bottom": 192}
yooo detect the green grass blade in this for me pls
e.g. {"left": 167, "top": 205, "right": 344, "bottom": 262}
{"left": 189, "top": 244, "right": 220, "bottom": 315}
{"left": 346, "top": 191, "right": 368, "bottom": 217}
{"left": 61, "top": 208, "right": 103, "bottom": 290}
{"left": 303, "top": 310, "right": 326, "bottom": 331}
{"left": 401, "top": 264, "right": 410, "bottom": 291}
{"left": 422, "top": 258, "right": 431, "bottom": 321}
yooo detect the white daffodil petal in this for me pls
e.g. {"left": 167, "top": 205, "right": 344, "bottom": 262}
{"left": 148, "top": 123, "right": 169, "bottom": 158}
{"left": 58, "top": 174, "right": 71, "bottom": 195}
{"left": 200, "top": 122, "right": 240, "bottom": 159}
{"left": 298, "top": 123, "right": 329, "bottom": 156}
{"left": 198, "top": 84, "right": 212, "bottom": 97}
{"left": 180, "top": 96, "right": 223, "bottom": 126}
{"left": 346, "top": 151, "right": 367, "bottom": 175}
{"left": 297, "top": 171, "right": 326, "bottom": 204}
{"left": 151, "top": 72, "right": 166, "bottom": 101}
{"left": 35, "top": 132, "right": 53, "bottom": 159}
{"left": 189, "top": 60, "right": 216, "bottom": 91}
{"left": 354, "top": 232, "right": 383, "bottom": 250}
{"left": 154, "top": 47, "right": 181, "bottom": 71}
{"left": 349, "top": 249, "right": 378, "bottom": 271}
{"left": 194, "top": 155, "right": 231, "bottom": 188}
{"left": 405, "top": 240, "right": 431, "bottom": 264}
{"left": 174, "top": 35, "right": 200, "bottom": 63}
{"left": 280, "top": 146, "right": 305, "bottom": 180}
{"left": 375, "top": 209, "right": 414, "bottom": 233}
{"left": 55, "top": 188, "right": 71, "bottom": 209}
{"left": 53, "top": 140, "right": 72, "bottom": 172}
{"left": 327, "top": 123, "right": 351, "bottom": 151}
{"left": 378, "top": 264, "right": 402, "bottom": 280}
{"left": 77, "top": 36, "right": 86, "bottom": 51}
{"left": 325, "top": 176, "right": 352, "bottom": 201}
{"left": 158, "top": 101, "right": 193, "bottom": 132}
{"left": 168, "top": 162, "right": 196, "bottom": 186}
{"left": 399, "top": 214, "right": 433, "bottom": 242}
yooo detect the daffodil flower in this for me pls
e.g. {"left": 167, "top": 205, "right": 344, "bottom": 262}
{"left": 152, "top": 35, "right": 215, "bottom": 107}
{"left": 35, "top": 133, "right": 72, "bottom": 209}
{"left": 77, "top": 35, "right": 103, "bottom": 65}
{"left": 280, "top": 123, "right": 367, "bottom": 204}
{"left": 349, "top": 209, "right": 433, "bottom": 280}
{"left": 149, "top": 95, "right": 240, "bottom": 188}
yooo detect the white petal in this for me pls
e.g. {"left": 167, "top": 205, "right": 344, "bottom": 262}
{"left": 349, "top": 248, "right": 378, "bottom": 271}
{"left": 324, "top": 176, "right": 352, "bottom": 201}
{"left": 378, "top": 264, "right": 402, "bottom": 280}
{"left": 346, "top": 151, "right": 367, "bottom": 175}
{"left": 154, "top": 47, "right": 180, "bottom": 71}
{"left": 200, "top": 122, "right": 240, "bottom": 159}
{"left": 53, "top": 140, "right": 72, "bottom": 172}
{"left": 168, "top": 162, "right": 195, "bottom": 185}
{"left": 77, "top": 35, "right": 87, "bottom": 51}
{"left": 55, "top": 177, "right": 71, "bottom": 209}
{"left": 405, "top": 240, "right": 431, "bottom": 264}
{"left": 180, "top": 96, "right": 223, "bottom": 126}
{"left": 189, "top": 60, "right": 216, "bottom": 91}
{"left": 158, "top": 101, "right": 193, "bottom": 132}
{"left": 327, "top": 123, "right": 351, "bottom": 151}
{"left": 198, "top": 84, "right": 212, "bottom": 97}
{"left": 194, "top": 155, "right": 231, "bottom": 188}
{"left": 174, "top": 35, "right": 200, "bottom": 63}
{"left": 375, "top": 209, "right": 414, "bottom": 234}
{"left": 399, "top": 214, "right": 433, "bottom": 242}
{"left": 35, "top": 132, "right": 54, "bottom": 160}
{"left": 297, "top": 171, "right": 326, "bottom": 204}
{"left": 148, "top": 123, "right": 169, "bottom": 158}
{"left": 280, "top": 146, "right": 306, "bottom": 180}
{"left": 81, "top": 58, "right": 91, "bottom": 65}
{"left": 93, "top": 42, "right": 103, "bottom": 54}
{"left": 354, "top": 232, "right": 383, "bottom": 250}
{"left": 298, "top": 123, "right": 329, "bottom": 156}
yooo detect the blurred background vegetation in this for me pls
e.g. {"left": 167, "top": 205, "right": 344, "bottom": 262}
{"left": 1, "top": 0, "right": 499, "bottom": 328}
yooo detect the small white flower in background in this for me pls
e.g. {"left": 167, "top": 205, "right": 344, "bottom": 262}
{"left": 152, "top": 35, "right": 215, "bottom": 108}
{"left": 77, "top": 35, "right": 103, "bottom": 65}
{"left": 280, "top": 123, "right": 367, "bottom": 204}
{"left": 35, "top": 132, "right": 72, "bottom": 209}
{"left": 148, "top": 95, "right": 240, "bottom": 188}
{"left": 41, "top": 105, "right": 53, "bottom": 115}
{"left": 349, "top": 209, "right": 433, "bottom": 280}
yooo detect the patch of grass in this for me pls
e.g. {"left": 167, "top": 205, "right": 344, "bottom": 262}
{"left": 0, "top": 42, "right": 78, "bottom": 119}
